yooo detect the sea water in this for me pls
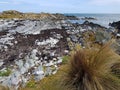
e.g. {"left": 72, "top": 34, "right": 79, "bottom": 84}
{"left": 64, "top": 14, "right": 120, "bottom": 28}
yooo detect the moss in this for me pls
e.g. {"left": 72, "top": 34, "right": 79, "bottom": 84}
{"left": 26, "top": 81, "right": 36, "bottom": 88}
{"left": 26, "top": 77, "right": 36, "bottom": 88}
{"left": 62, "top": 55, "right": 70, "bottom": 64}
{"left": 0, "top": 68, "right": 11, "bottom": 77}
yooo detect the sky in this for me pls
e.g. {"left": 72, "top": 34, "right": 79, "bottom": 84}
{"left": 0, "top": 0, "right": 120, "bottom": 13}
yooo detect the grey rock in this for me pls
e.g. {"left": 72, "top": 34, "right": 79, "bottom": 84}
{"left": 70, "top": 35, "right": 78, "bottom": 42}
{"left": 95, "top": 30, "right": 111, "bottom": 44}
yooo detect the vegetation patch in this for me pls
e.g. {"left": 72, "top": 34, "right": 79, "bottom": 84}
{"left": 62, "top": 55, "right": 70, "bottom": 64}
{"left": 0, "top": 68, "right": 11, "bottom": 77}
{"left": 26, "top": 77, "right": 36, "bottom": 88}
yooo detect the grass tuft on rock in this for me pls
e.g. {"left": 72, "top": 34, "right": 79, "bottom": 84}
{"left": 61, "top": 43, "right": 120, "bottom": 90}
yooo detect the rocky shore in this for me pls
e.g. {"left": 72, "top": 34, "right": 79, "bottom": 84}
{"left": 0, "top": 10, "right": 120, "bottom": 90}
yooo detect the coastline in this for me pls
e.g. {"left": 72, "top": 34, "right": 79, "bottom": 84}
{"left": 0, "top": 10, "right": 120, "bottom": 89}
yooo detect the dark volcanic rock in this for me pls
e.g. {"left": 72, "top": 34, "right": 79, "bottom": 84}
{"left": 0, "top": 29, "right": 68, "bottom": 65}
{"left": 82, "top": 21, "right": 106, "bottom": 30}
{"left": 0, "top": 27, "right": 70, "bottom": 89}
{"left": 53, "top": 13, "right": 68, "bottom": 20}
{"left": 0, "top": 31, "right": 8, "bottom": 36}
{"left": 110, "top": 21, "right": 120, "bottom": 33}
{"left": 66, "top": 15, "right": 79, "bottom": 20}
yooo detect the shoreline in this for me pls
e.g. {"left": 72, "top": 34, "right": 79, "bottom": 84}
{"left": 0, "top": 10, "right": 120, "bottom": 89}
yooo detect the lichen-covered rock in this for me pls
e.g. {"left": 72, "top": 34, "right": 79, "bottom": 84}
{"left": 95, "top": 30, "right": 111, "bottom": 44}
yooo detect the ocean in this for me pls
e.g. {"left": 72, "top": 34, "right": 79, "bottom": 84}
{"left": 64, "top": 14, "right": 120, "bottom": 28}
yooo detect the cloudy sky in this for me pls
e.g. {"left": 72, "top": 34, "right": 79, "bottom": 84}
{"left": 0, "top": 0, "right": 120, "bottom": 13}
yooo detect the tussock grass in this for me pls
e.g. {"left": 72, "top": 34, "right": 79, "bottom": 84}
{"left": 61, "top": 43, "right": 120, "bottom": 90}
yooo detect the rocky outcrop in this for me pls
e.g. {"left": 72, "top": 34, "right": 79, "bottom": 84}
{"left": 0, "top": 10, "right": 79, "bottom": 21}
{"left": 80, "top": 21, "right": 106, "bottom": 31}
{"left": 0, "top": 28, "right": 69, "bottom": 89}
{"left": 2, "top": 10, "right": 22, "bottom": 15}
{"left": 0, "top": 19, "right": 63, "bottom": 34}
{"left": 53, "top": 13, "right": 68, "bottom": 20}
{"left": 65, "top": 15, "right": 80, "bottom": 20}
{"left": 110, "top": 21, "right": 120, "bottom": 33}
{"left": 0, "top": 10, "right": 23, "bottom": 19}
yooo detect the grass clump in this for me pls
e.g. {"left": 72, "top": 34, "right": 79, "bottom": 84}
{"left": 62, "top": 43, "right": 120, "bottom": 90}
{"left": 0, "top": 68, "right": 11, "bottom": 77}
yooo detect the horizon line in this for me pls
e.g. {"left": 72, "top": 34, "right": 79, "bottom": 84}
{"left": 0, "top": 10, "right": 120, "bottom": 14}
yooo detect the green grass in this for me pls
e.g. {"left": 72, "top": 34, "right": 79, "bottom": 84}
{"left": 62, "top": 55, "right": 70, "bottom": 64}
{"left": 0, "top": 68, "right": 11, "bottom": 77}
{"left": 26, "top": 80, "right": 36, "bottom": 88}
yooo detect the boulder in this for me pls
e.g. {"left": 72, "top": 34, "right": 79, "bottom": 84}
{"left": 66, "top": 15, "right": 79, "bottom": 20}
{"left": 82, "top": 21, "right": 106, "bottom": 30}
{"left": 95, "top": 30, "right": 111, "bottom": 44}
{"left": 110, "top": 21, "right": 120, "bottom": 33}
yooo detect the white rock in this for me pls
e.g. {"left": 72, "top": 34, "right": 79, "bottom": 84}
{"left": 117, "top": 33, "right": 120, "bottom": 37}
{"left": 52, "top": 70, "right": 57, "bottom": 75}
{"left": 57, "top": 59, "right": 62, "bottom": 64}
{"left": 50, "top": 52, "right": 55, "bottom": 57}
{"left": 53, "top": 58, "right": 57, "bottom": 61}
{"left": 64, "top": 50, "right": 69, "bottom": 53}
{"left": 36, "top": 37, "right": 59, "bottom": 47}
{"left": 36, "top": 71, "right": 44, "bottom": 75}
{"left": 14, "top": 41, "right": 18, "bottom": 44}
{"left": 0, "top": 61, "right": 3, "bottom": 66}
